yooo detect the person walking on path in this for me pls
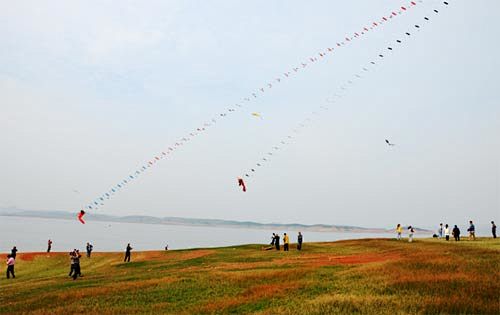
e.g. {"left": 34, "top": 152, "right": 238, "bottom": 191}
{"left": 124, "top": 243, "right": 133, "bottom": 262}
{"left": 492, "top": 221, "right": 497, "bottom": 238}
{"left": 452, "top": 225, "right": 460, "bottom": 241}
{"left": 444, "top": 224, "right": 450, "bottom": 241}
{"left": 274, "top": 234, "right": 280, "bottom": 251}
{"left": 283, "top": 233, "right": 289, "bottom": 251}
{"left": 467, "top": 221, "right": 476, "bottom": 240}
{"left": 297, "top": 232, "right": 303, "bottom": 250}
{"left": 438, "top": 223, "right": 443, "bottom": 238}
{"left": 396, "top": 224, "right": 403, "bottom": 240}
{"left": 408, "top": 226, "right": 414, "bottom": 242}
{"left": 11, "top": 246, "right": 18, "bottom": 259}
{"left": 86, "top": 242, "right": 93, "bottom": 258}
{"left": 47, "top": 239, "right": 52, "bottom": 253}
{"left": 6, "top": 255, "right": 15, "bottom": 279}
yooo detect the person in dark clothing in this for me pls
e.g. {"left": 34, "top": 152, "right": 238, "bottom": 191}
{"left": 491, "top": 221, "right": 497, "bottom": 238}
{"left": 68, "top": 248, "right": 81, "bottom": 278}
{"left": 86, "top": 242, "right": 93, "bottom": 258}
{"left": 47, "top": 239, "right": 52, "bottom": 253}
{"left": 68, "top": 250, "right": 76, "bottom": 277}
{"left": 297, "top": 232, "right": 303, "bottom": 250}
{"left": 124, "top": 243, "right": 133, "bottom": 262}
{"left": 467, "top": 220, "right": 476, "bottom": 240}
{"left": 274, "top": 234, "right": 280, "bottom": 251}
{"left": 11, "top": 246, "right": 18, "bottom": 259}
{"left": 73, "top": 250, "right": 82, "bottom": 280}
{"left": 452, "top": 225, "right": 460, "bottom": 241}
{"left": 270, "top": 233, "right": 276, "bottom": 246}
{"left": 6, "top": 254, "right": 15, "bottom": 279}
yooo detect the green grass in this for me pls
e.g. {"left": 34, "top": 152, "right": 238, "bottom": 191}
{"left": 0, "top": 238, "right": 498, "bottom": 314}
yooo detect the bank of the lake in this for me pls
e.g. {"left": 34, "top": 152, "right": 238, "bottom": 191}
{"left": 0, "top": 238, "right": 498, "bottom": 314}
{"left": 0, "top": 216, "right": 403, "bottom": 252}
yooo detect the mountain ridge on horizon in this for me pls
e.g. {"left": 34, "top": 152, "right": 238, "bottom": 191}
{"left": 0, "top": 208, "right": 432, "bottom": 233}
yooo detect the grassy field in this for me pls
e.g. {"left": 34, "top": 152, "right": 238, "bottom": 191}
{"left": 0, "top": 238, "right": 498, "bottom": 314}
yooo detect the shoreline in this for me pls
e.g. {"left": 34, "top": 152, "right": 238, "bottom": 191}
{"left": 0, "top": 212, "right": 432, "bottom": 234}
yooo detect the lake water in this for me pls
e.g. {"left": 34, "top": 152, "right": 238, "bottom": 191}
{"left": 0, "top": 216, "right": 400, "bottom": 253}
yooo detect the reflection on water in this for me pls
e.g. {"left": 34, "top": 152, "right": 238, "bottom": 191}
{"left": 0, "top": 216, "right": 399, "bottom": 252}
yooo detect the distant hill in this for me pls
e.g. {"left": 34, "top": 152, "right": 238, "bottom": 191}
{"left": 0, "top": 208, "right": 432, "bottom": 233}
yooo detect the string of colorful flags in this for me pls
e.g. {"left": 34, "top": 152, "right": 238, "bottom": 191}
{"left": 80, "top": 0, "right": 443, "bottom": 220}
{"left": 237, "top": 1, "right": 450, "bottom": 192}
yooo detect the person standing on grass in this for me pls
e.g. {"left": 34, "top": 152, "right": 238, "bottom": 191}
{"left": 297, "top": 232, "right": 303, "bottom": 250}
{"left": 452, "top": 225, "right": 460, "bottom": 241}
{"left": 47, "top": 239, "right": 52, "bottom": 253}
{"left": 73, "top": 250, "right": 82, "bottom": 280}
{"left": 467, "top": 221, "right": 476, "bottom": 240}
{"left": 69, "top": 250, "right": 76, "bottom": 277}
{"left": 6, "top": 254, "right": 15, "bottom": 279}
{"left": 438, "top": 223, "right": 443, "bottom": 238}
{"left": 396, "top": 224, "right": 403, "bottom": 240}
{"left": 275, "top": 234, "right": 280, "bottom": 251}
{"left": 124, "top": 243, "right": 133, "bottom": 262}
{"left": 444, "top": 224, "right": 450, "bottom": 241}
{"left": 71, "top": 250, "right": 82, "bottom": 280}
{"left": 283, "top": 233, "right": 289, "bottom": 251}
{"left": 492, "top": 221, "right": 497, "bottom": 238}
{"left": 270, "top": 233, "right": 276, "bottom": 246}
{"left": 11, "top": 246, "right": 18, "bottom": 259}
{"left": 408, "top": 226, "right": 414, "bottom": 242}
{"left": 86, "top": 242, "right": 93, "bottom": 258}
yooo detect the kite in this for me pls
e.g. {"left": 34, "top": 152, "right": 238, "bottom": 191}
{"left": 238, "top": 1, "right": 451, "bottom": 183}
{"left": 82, "top": 0, "right": 440, "bottom": 209}
{"left": 77, "top": 210, "right": 86, "bottom": 224}
{"left": 251, "top": 112, "right": 263, "bottom": 119}
{"left": 238, "top": 177, "right": 247, "bottom": 192}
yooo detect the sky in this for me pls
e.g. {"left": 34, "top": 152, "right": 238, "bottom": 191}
{"left": 1, "top": 0, "right": 499, "bottom": 229}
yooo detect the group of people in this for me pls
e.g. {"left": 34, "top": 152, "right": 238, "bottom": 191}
{"left": 436, "top": 220, "right": 497, "bottom": 241}
{"left": 396, "top": 220, "right": 497, "bottom": 242}
{"left": 4, "top": 241, "right": 97, "bottom": 280}
{"left": 438, "top": 223, "right": 464, "bottom": 241}
{"left": 396, "top": 224, "right": 415, "bottom": 242}
{"left": 265, "top": 232, "right": 303, "bottom": 251}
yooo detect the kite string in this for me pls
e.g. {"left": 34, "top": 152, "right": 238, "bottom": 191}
{"left": 84, "top": 0, "right": 426, "bottom": 210}
{"left": 239, "top": 1, "right": 450, "bottom": 186}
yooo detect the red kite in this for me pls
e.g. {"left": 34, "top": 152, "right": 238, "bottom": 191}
{"left": 238, "top": 177, "right": 247, "bottom": 192}
{"left": 78, "top": 210, "right": 86, "bottom": 224}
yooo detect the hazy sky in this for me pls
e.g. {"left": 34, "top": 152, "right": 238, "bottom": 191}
{"left": 1, "top": 1, "right": 499, "bottom": 229}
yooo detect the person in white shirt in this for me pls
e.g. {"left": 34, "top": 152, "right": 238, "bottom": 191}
{"left": 408, "top": 226, "right": 415, "bottom": 242}
{"left": 444, "top": 224, "right": 450, "bottom": 241}
{"left": 6, "top": 254, "right": 15, "bottom": 279}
